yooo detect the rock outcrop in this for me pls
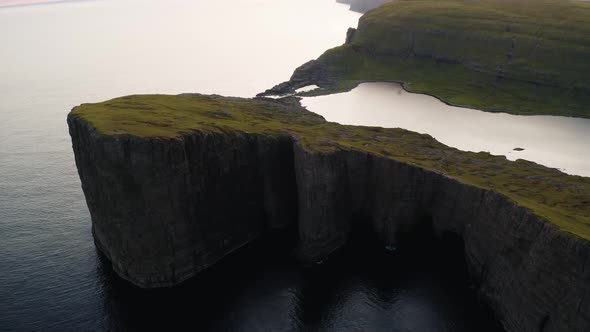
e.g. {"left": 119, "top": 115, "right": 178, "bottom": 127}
{"left": 68, "top": 94, "right": 590, "bottom": 332}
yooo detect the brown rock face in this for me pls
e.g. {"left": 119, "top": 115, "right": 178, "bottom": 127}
{"left": 68, "top": 115, "right": 589, "bottom": 332}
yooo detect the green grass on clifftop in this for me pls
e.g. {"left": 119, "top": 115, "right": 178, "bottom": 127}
{"left": 297, "top": 0, "right": 590, "bottom": 117}
{"left": 71, "top": 94, "right": 590, "bottom": 241}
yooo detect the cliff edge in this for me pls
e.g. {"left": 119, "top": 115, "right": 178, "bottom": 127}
{"left": 68, "top": 94, "right": 590, "bottom": 332}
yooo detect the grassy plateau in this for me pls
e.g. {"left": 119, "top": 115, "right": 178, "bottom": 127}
{"left": 71, "top": 94, "right": 590, "bottom": 240}
{"left": 290, "top": 0, "right": 590, "bottom": 117}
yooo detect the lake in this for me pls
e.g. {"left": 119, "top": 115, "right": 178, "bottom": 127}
{"left": 1, "top": 0, "right": 573, "bottom": 330}
{"left": 302, "top": 82, "right": 590, "bottom": 177}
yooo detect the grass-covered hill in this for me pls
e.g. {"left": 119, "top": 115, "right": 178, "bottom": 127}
{"left": 70, "top": 94, "right": 590, "bottom": 240}
{"left": 272, "top": 0, "right": 590, "bottom": 117}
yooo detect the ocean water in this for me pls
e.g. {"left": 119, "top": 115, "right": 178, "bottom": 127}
{"left": 0, "top": 0, "right": 541, "bottom": 330}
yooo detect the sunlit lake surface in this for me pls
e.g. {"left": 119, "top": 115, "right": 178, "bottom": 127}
{"left": 303, "top": 82, "right": 590, "bottom": 177}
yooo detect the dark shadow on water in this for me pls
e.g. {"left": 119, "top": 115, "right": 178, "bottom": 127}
{"left": 96, "top": 220, "right": 505, "bottom": 332}
{"left": 295, "top": 217, "right": 503, "bottom": 331}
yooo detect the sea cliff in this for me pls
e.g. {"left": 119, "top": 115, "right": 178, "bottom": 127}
{"left": 68, "top": 94, "right": 590, "bottom": 332}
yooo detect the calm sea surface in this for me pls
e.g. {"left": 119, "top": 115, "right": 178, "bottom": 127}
{"left": 0, "top": 0, "right": 557, "bottom": 330}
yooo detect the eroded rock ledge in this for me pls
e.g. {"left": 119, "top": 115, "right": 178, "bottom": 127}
{"left": 68, "top": 94, "right": 590, "bottom": 332}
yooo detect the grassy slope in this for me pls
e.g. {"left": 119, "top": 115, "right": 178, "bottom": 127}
{"left": 304, "top": 0, "right": 590, "bottom": 117}
{"left": 71, "top": 94, "right": 590, "bottom": 240}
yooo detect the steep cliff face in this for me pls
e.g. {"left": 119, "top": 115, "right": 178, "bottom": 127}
{"left": 68, "top": 94, "right": 590, "bottom": 332}
{"left": 293, "top": 146, "right": 590, "bottom": 332}
{"left": 68, "top": 115, "right": 297, "bottom": 287}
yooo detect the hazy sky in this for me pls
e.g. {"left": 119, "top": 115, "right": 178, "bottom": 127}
{"left": 0, "top": 0, "right": 66, "bottom": 7}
